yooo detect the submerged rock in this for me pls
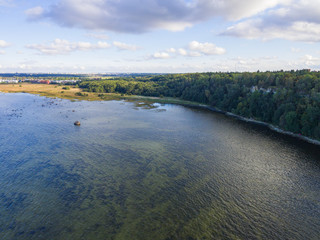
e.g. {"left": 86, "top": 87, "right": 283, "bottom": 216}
{"left": 74, "top": 121, "right": 81, "bottom": 126}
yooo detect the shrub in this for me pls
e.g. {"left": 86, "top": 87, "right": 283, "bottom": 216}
{"left": 75, "top": 92, "right": 88, "bottom": 97}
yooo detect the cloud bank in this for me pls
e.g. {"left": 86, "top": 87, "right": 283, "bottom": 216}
{"left": 150, "top": 41, "right": 225, "bottom": 59}
{"left": 222, "top": 0, "right": 320, "bottom": 42}
{"left": 113, "top": 41, "right": 139, "bottom": 51}
{"left": 27, "top": 0, "right": 289, "bottom": 33}
{"left": 26, "top": 0, "right": 320, "bottom": 42}
{"left": 26, "top": 39, "right": 141, "bottom": 55}
{"left": 26, "top": 39, "right": 111, "bottom": 55}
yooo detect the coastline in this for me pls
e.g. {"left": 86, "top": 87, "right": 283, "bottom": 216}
{"left": 165, "top": 102, "right": 320, "bottom": 146}
{"left": 181, "top": 103, "right": 320, "bottom": 146}
{"left": 1, "top": 84, "right": 319, "bottom": 146}
{"left": 225, "top": 112, "right": 320, "bottom": 146}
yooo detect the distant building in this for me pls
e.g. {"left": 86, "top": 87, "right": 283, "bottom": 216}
{"left": 0, "top": 79, "right": 19, "bottom": 84}
{"left": 39, "top": 80, "right": 50, "bottom": 84}
{"left": 250, "top": 86, "right": 275, "bottom": 94}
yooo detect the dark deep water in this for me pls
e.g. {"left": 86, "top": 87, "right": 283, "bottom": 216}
{"left": 0, "top": 93, "right": 319, "bottom": 240}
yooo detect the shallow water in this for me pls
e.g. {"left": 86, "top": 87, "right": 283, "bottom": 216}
{"left": 0, "top": 93, "right": 319, "bottom": 240}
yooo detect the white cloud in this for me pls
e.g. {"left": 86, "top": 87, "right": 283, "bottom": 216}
{"left": 188, "top": 51, "right": 202, "bottom": 57}
{"left": 224, "top": 20, "right": 320, "bottom": 42}
{"left": 167, "top": 48, "right": 177, "bottom": 53}
{"left": 222, "top": 0, "right": 320, "bottom": 42}
{"left": 178, "top": 48, "right": 188, "bottom": 56}
{"left": 0, "top": 50, "right": 5, "bottom": 54}
{"left": 28, "top": 0, "right": 289, "bottom": 33}
{"left": 0, "top": 40, "right": 11, "bottom": 48}
{"left": 188, "top": 41, "right": 226, "bottom": 55}
{"left": 26, "top": 39, "right": 111, "bottom": 55}
{"left": 156, "top": 21, "right": 193, "bottom": 32}
{"left": 302, "top": 54, "right": 320, "bottom": 66}
{"left": 113, "top": 41, "right": 139, "bottom": 51}
{"left": 25, "top": 6, "right": 44, "bottom": 21}
{"left": 150, "top": 41, "right": 226, "bottom": 60}
{"left": 23, "top": 0, "right": 320, "bottom": 43}
{"left": 151, "top": 52, "right": 171, "bottom": 59}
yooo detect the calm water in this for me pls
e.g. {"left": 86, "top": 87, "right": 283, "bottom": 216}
{"left": 0, "top": 93, "right": 319, "bottom": 240}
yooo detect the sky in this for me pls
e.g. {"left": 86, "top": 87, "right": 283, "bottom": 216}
{"left": 0, "top": 0, "right": 320, "bottom": 73}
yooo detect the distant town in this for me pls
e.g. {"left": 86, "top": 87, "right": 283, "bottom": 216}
{"left": 0, "top": 78, "right": 79, "bottom": 84}
{"left": 0, "top": 72, "right": 163, "bottom": 85}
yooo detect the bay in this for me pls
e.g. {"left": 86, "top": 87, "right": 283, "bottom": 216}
{"left": 0, "top": 93, "right": 319, "bottom": 240}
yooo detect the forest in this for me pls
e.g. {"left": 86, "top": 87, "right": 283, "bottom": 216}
{"left": 79, "top": 70, "right": 320, "bottom": 141}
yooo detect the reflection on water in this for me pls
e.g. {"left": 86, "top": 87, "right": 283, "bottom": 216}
{"left": 0, "top": 93, "right": 319, "bottom": 240}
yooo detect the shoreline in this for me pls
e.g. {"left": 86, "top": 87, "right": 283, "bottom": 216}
{"left": 225, "top": 112, "right": 320, "bottom": 146}
{"left": 1, "top": 85, "right": 319, "bottom": 146}
{"left": 179, "top": 103, "right": 320, "bottom": 146}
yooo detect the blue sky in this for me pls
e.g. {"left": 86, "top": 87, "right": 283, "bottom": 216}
{"left": 0, "top": 0, "right": 319, "bottom": 73}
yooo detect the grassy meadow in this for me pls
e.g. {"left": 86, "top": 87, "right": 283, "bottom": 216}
{"left": 0, "top": 83, "right": 201, "bottom": 106}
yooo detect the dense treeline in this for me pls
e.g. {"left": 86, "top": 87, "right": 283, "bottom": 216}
{"left": 79, "top": 70, "right": 320, "bottom": 140}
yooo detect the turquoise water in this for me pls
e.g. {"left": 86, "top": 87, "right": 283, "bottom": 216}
{"left": 0, "top": 93, "right": 319, "bottom": 240}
